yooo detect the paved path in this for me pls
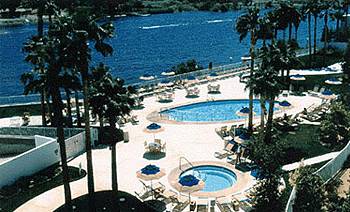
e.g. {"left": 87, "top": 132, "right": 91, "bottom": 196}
{"left": 282, "top": 151, "right": 339, "bottom": 172}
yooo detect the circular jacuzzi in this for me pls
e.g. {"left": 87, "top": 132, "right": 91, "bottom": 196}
{"left": 168, "top": 161, "right": 247, "bottom": 197}
{"left": 180, "top": 165, "right": 237, "bottom": 192}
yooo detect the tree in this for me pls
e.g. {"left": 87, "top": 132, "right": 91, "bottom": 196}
{"left": 57, "top": 8, "right": 114, "bottom": 210}
{"left": 310, "top": 0, "right": 322, "bottom": 55}
{"left": 90, "top": 64, "right": 136, "bottom": 211}
{"left": 250, "top": 174, "right": 283, "bottom": 212}
{"left": 236, "top": 3, "right": 260, "bottom": 134}
{"left": 24, "top": 30, "right": 74, "bottom": 210}
{"left": 342, "top": 191, "right": 350, "bottom": 212}
{"left": 293, "top": 167, "right": 326, "bottom": 212}
{"left": 320, "top": 102, "right": 350, "bottom": 147}
{"left": 22, "top": 36, "right": 49, "bottom": 127}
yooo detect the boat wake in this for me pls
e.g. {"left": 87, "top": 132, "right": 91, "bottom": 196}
{"left": 206, "top": 19, "right": 233, "bottom": 24}
{"left": 140, "top": 23, "right": 188, "bottom": 30}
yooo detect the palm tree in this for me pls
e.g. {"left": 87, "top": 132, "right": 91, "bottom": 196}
{"left": 60, "top": 71, "right": 81, "bottom": 127}
{"left": 22, "top": 36, "right": 48, "bottom": 126}
{"left": 90, "top": 64, "right": 136, "bottom": 204}
{"left": 236, "top": 3, "right": 260, "bottom": 134}
{"left": 331, "top": 1, "right": 344, "bottom": 39}
{"left": 310, "top": 0, "right": 322, "bottom": 55}
{"left": 248, "top": 43, "right": 284, "bottom": 142}
{"left": 24, "top": 32, "right": 73, "bottom": 210}
{"left": 301, "top": 2, "right": 314, "bottom": 62}
{"left": 58, "top": 8, "right": 114, "bottom": 209}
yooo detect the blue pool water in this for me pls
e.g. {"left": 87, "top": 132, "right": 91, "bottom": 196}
{"left": 180, "top": 165, "right": 237, "bottom": 192}
{"left": 161, "top": 99, "right": 276, "bottom": 122}
{"left": 0, "top": 11, "right": 332, "bottom": 96}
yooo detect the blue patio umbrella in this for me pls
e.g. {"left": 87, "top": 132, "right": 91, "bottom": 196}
{"left": 322, "top": 90, "right": 333, "bottom": 95}
{"left": 209, "top": 72, "right": 218, "bottom": 77}
{"left": 136, "top": 164, "right": 166, "bottom": 199}
{"left": 144, "top": 123, "right": 164, "bottom": 139}
{"left": 236, "top": 107, "right": 251, "bottom": 117}
{"left": 176, "top": 174, "right": 205, "bottom": 202}
{"left": 236, "top": 132, "right": 250, "bottom": 144}
{"left": 279, "top": 100, "right": 291, "bottom": 107}
{"left": 321, "top": 90, "right": 336, "bottom": 100}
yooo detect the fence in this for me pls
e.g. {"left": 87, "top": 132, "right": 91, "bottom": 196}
{"left": 0, "top": 48, "right": 311, "bottom": 107}
{"left": 285, "top": 140, "right": 350, "bottom": 212}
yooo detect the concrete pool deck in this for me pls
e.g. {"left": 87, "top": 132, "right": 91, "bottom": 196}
{"left": 0, "top": 75, "right": 323, "bottom": 212}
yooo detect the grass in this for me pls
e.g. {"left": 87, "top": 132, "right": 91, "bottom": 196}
{"left": 0, "top": 165, "right": 86, "bottom": 212}
{"left": 295, "top": 51, "right": 344, "bottom": 70}
{"left": 279, "top": 124, "right": 338, "bottom": 165}
{"left": 54, "top": 190, "right": 155, "bottom": 212}
{"left": 0, "top": 104, "right": 42, "bottom": 119}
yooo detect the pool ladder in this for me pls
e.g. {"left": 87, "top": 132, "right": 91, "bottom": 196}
{"left": 179, "top": 157, "right": 207, "bottom": 182}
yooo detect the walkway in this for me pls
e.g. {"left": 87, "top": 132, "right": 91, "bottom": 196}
{"left": 282, "top": 151, "right": 340, "bottom": 172}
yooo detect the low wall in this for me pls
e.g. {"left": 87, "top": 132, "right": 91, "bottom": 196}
{"left": 0, "top": 135, "right": 35, "bottom": 155}
{"left": 285, "top": 141, "right": 350, "bottom": 212}
{"left": 0, "top": 135, "right": 59, "bottom": 188}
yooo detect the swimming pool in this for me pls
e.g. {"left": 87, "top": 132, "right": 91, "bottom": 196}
{"left": 160, "top": 99, "right": 277, "bottom": 122}
{"left": 180, "top": 165, "right": 237, "bottom": 192}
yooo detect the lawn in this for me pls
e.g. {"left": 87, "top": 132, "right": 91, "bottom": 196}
{"left": 279, "top": 124, "right": 338, "bottom": 165}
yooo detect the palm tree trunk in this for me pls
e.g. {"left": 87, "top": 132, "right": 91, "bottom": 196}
{"left": 288, "top": 23, "right": 292, "bottom": 42}
{"left": 264, "top": 98, "right": 275, "bottom": 143}
{"left": 313, "top": 14, "right": 317, "bottom": 55}
{"left": 259, "top": 97, "right": 266, "bottom": 129}
{"left": 82, "top": 70, "right": 95, "bottom": 211}
{"left": 46, "top": 93, "right": 53, "bottom": 126}
{"left": 37, "top": 4, "right": 44, "bottom": 37}
{"left": 308, "top": 13, "right": 312, "bottom": 64}
{"left": 50, "top": 72, "right": 72, "bottom": 211}
{"left": 65, "top": 89, "right": 73, "bottom": 127}
{"left": 99, "top": 115, "right": 104, "bottom": 144}
{"left": 336, "top": 18, "right": 340, "bottom": 39}
{"left": 295, "top": 26, "right": 299, "bottom": 42}
{"left": 40, "top": 89, "right": 47, "bottom": 126}
{"left": 75, "top": 91, "right": 82, "bottom": 127}
{"left": 324, "top": 11, "right": 328, "bottom": 50}
{"left": 110, "top": 121, "right": 118, "bottom": 193}
{"left": 248, "top": 30, "right": 255, "bottom": 134}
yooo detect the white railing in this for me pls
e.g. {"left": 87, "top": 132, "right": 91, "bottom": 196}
{"left": 285, "top": 140, "right": 350, "bottom": 212}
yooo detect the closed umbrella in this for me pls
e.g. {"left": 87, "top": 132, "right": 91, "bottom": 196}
{"left": 175, "top": 174, "right": 205, "bottom": 202}
{"left": 325, "top": 77, "right": 342, "bottom": 85}
{"left": 140, "top": 74, "right": 155, "bottom": 81}
{"left": 136, "top": 164, "right": 166, "bottom": 199}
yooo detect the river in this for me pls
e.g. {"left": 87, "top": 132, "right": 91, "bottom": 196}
{"left": 0, "top": 11, "right": 334, "bottom": 96}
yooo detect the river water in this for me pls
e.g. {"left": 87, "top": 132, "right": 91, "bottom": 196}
{"left": 0, "top": 11, "right": 333, "bottom": 96}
